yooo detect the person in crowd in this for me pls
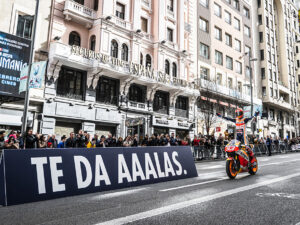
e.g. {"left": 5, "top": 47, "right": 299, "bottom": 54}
{"left": 48, "top": 134, "right": 58, "bottom": 148}
{"left": 132, "top": 134, "right": 139, "bottom": 147}
{"left": 76, "top": 130, "right": 86, "bottom": 148}
{"left": 116, "top": 137, "right": 124, "bottom": 147}
{"left": 170, "top": 133, "right": 177, "bottom": 146}
{"left": 5, "top": 134, "right": 19, "bottom": 149}
{"left": 217, "top": 134, "right": 224, "bottom": 147}
{"left": 192, "top": 135, "right": 200, "bottom": 147}
{"left": 141, "top": 135, "right": 149, "bottom": 146}
{"left": 181, "top": 135, "right": 191, "bottom": 146}
{"left": 16, "top": 131, "right": 24, "bottom": 149}
{"left": 106, "top": 133, "right": 117, "bottom": 147}
{"left": 176, "top": 134, "right": 181, "bottom": 146}
{"left": 24, "top": 129, "right": 38, "bottom": 149}
{"left": 38, "top": 134, "right": 47, "bottom": 148}
{"left": 57, "top": 135, "right": 66, "bottom": 148}
{"left": 99, "top": 135, "right": 108, "bottom": 148}
{"left": 66, "top": 132, "right": 76, "bottom": 148}
{"left": 266, "top": 135, "right": 272, "bottom": 156}
{"left": 0, "top": 131, "right": 5, "bottom": 150}
{"left": 123, "top": 136, "right": 133, "bottom": 147}
{"left": 87, "top": 138, "right": 97, "bottom": 148}
{"left": 94, "top": 134, "right": 100, "bottom": 147}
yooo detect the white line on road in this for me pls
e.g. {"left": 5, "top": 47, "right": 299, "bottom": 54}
{"left": 159, "top": 178, "right": 227, "bottom": 192}
{"left": 90, "top": 188, "right": 147, "bottom": 200}
{"left": 97, "top": 172, "right": 300, "bottom": 225}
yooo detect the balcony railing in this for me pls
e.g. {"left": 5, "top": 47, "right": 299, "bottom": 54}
{"left": 153, "top": 106, "right": 168, "bottom": 115}
{"left": 64, "top": 0, "right": 96, "bottom": 19}
{"left": 128, "top": 101, "right": 147, "bottom": 110}
{"left": 110, "top": 16, "right": 132, "bottom": 30}
{"left": 175, "top": 108, "right": 188, "bottom": 118}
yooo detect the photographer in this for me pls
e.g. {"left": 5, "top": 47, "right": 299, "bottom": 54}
{"left": 76, "top": 130, "right": 86, "bottom": 148}
{"left": 5, "top": 134, "right": 19, "bottom": 149}
{"left": 24, "top": 129, "right": 38, "bottom": 149}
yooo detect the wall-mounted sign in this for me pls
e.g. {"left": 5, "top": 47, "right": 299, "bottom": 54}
{"left": 70, "top": 45, "right": 198, "bottom": 89}
{"left": 0, "top": 31, "right": 31, "bottom": 98}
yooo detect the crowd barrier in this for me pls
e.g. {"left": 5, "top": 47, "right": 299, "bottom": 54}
{"left": 192, "top": 143, "right": 300, "bottom": 160}
{"left": 0, "top": 146, "right": 198, "bottom": 206}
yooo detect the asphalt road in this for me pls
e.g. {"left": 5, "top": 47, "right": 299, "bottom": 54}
{"left": 1, "top": 153, "right": 300, "bottom": 225}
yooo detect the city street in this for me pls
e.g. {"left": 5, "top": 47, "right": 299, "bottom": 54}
{"left": 1, "top": 153, "right": 300, "bottom": 225}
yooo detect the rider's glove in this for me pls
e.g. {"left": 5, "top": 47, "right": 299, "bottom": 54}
{"left": 216, "top": 113, "right": 221, "bottom": 117}
{"left": 255, "top": 111, "right": 259, "bottom": 117}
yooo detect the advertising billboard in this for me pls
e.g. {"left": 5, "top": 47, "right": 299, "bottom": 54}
{"left": 0, "top": 31, "right": 31, "bottom": 98}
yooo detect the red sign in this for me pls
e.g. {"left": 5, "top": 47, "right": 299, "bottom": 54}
{"left": 216, "top": 127, "right": 221, "bottom": 132}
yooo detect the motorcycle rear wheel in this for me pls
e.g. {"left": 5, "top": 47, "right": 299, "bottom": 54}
{"left": 226, "top": 160, "right": 238, "bottom": 179}
{"left": 249, "top": 157, "right": 258, "bottom": 175}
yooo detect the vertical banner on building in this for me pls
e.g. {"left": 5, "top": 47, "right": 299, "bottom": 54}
{"left": 19, "top": 61, "right": 47, "bottom": 93}
{"left": 0, "top": 31, "right": 31, "bottom": 98}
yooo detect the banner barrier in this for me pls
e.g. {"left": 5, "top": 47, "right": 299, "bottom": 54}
{"left": 0, "top": 146, "right": 198, "bottom": 206}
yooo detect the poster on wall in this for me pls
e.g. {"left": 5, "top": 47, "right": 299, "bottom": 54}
{"left": 0, "top": 31, "right": 31, "bottom": 98}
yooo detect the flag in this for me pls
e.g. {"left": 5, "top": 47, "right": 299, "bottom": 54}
{"left": 19, "top": 61, "right": 47, "bottom": 93}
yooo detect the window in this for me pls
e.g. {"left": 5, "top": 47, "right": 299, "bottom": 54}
{"left": 199, "top": 17, "right": 208, "bottom": 32}
{"left": 90, "top": 35, "right": 96, "bottom": 51}
{"left": 129, "top": 84, "right": 146, "bottom": 103}
{"left": 261, "top": 68, "right": 265, "bottom": 79}
{"left": 96, "top": 76, "right": 119, "bottom": 105}
{"left": 257, "top": 0, "right": 261, "bottom": 8}
{"left": 260, "top": 50, "right": 264, "bottom": 61}
{"left": 226, "top": 56, "right": 233, "bottom": 70}
{"left": 238, "top": 82, "right": 242, "bottom": 93}
{"left": 201, "top": 67, "right": 209, "bottom": 80}
{"left": 215, "top": 50, "right": 223, "bottom": 65}
{"left": 259, "top": 32, "right": 263, "bottom": 42}
{"left": 153, "top": 91, "right": 169, "bottom": 114}
{"left": 270, "top": 87, "right": 273, "bottom": 97}
{"left": 141, "top": 17, "right": 148, "bottom": 33}
{"left": 258, "top": 15, "right": 262, "bottom": 25}
{"left": 234, "top": 39, "right": 241, "bottom": 52}
{"left": 140, "top": 53, "right": 143, "bottom": 65}
{"left": 69, "top": 31, "right": 81, "bottom": 46}
{"left": 217, "top": 73, "right": 222, "bottom": 85}
{"left": 233, "top": 0, "right": 239, "bottom": 10}
{"left": 200, "top": 0, "right": 208, "bottom": 7}
{"left": 244, "top": 25, "right": 251, "bottom": 37}
{"left": 167, "top": 28, "right": 173, "bottom": 42}
{"left": 214, "top": 3, "right": 221, "bottom": 17}
{"left": 146, "top": 54, "right": 152, "bottom": 68}
{"left": 200, "top": 43, "right": 209, "bottom": 59}
{"left": 235, "top": 61, "right": 242, "bottom": 74}
{"left": 94, "top": 0, "right": 98, "bottom": 10}
{"left": 116, "top": 2, "right": 125, "bottom": 19}
{"left": 262, "top": 87, "right": 266, "bottom": 96}
{"left": 172, "top": 62, "right": 177, "bottom": 77}
{"left": 165, "top": 60, "right": 170, "bottom": 75}
{"left": 243, "top": 7, "right": 250, "bottom": 18}
{"left": 167, "top": 0, "right": 174, "bottom": 11}
{"left": 225, "top": 33, "right": 232, "bottom": 46}
{"left": 245, "top": 46, "right": 251, "bottom": 56}
{"left": 121, "top": 44, "right": 128, "bottom": 61}
{"left": 233, "top": 17, "right": 240, "bottom": 30}
{"left": 224, "top": 11, "right": 231, "bottom": 24}
{"left": 225, "top": 0, "right": 231, "bottom": 4}
{"left": 74, "top": 0, "right": 84, "bottom": 4}
{"left": 57, "top": 67, "right": 85, "bottom": 100}
{"left": 266, "top": 16, "right": 269, "bottom": 28}
{"left": 176, "top": 96, "right": 189, "bottom": 117}
{"left": 228, "top": 78, "right": 233, "bottom": 88}
{"left": 110, "top": 40, "right": 118, "bottom": 58}
{"left": 16, "top": 15, "right": 33, "bottom": 39}
{"left": 215, "top": 27, "right": 222, "bottom": 41}
{"left": 246, "top": 66, "right": 250, "bottom": 77}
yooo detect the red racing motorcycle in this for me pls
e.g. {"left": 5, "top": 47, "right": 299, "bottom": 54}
{"left": 225, "top": 140, "right": 258, "bottom": 179}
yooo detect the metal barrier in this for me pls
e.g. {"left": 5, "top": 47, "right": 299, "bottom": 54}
{"left": 193, "top": 143, "right": 300, "bottom": 161}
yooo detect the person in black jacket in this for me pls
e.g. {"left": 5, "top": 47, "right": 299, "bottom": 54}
{"left": 65, "top": 132, "right": 76, "bottom": 148}
{"left": 0, "top": 130, "right": 5, "bottom": 150}
{"left": 76, "top": 130, "right": 86, "bottom": 148}
{"left": 24, "top": 129, "right": 37, "bottom": 149}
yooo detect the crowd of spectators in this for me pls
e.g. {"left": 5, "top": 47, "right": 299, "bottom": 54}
{"left": 0, "top": 129, "right": 299, "bottom": 150}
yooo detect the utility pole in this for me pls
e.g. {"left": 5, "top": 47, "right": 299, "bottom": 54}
{"left": 21, "top": 0, "right": 40, "bottom": 135}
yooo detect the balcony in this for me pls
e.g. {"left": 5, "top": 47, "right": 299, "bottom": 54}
{"left": 128, "top": 101, "right": 148, "bottom": 112}
{"left": 63, "top": 0, "right": 96, "bottom": 28}
{"left": 175, "top": 109, "right": 188, "bottom": 118}
{"left": 278, "top": 80, "right": 290, "bottom": 94}
{"left": 109, "top": 16, "right": 132, "bottom": 30}
{"left": 153, "top": 106, "right": 169, "bottom": 115}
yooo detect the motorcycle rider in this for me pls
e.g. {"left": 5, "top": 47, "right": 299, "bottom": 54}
{"left": 216, "top": 108, "right": 259, "bottom": 164}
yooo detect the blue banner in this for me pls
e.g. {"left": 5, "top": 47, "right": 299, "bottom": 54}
{"left": 0, "top": 146, "right": 197, "bottom": 206}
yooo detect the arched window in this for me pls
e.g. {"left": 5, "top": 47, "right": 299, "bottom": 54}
{"left": 172, "top": 62, "right": 177, "bottom": 77}
{"left": 110, "top": 40, "right": 118, "bottom": 58}
{"left": 140, "top": 53, "right": 143, "bottom": 65}
{"left": 90, "top": 35, "right": 96, "bottom": 51}
{"left": 145, "top": 54, "right": 152, "bottom": 68}
{"left": 165, "top": 60, "right": 170, "bottom": 75}
{"left": 121, "top": 44, "right": 129, "bottom": 61}
{"left": 69, "top": 31, "right": 81, "bottom": 46}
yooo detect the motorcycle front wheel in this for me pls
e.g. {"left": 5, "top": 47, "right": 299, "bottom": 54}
{"left": 226, "top": 160, "right": 238, "bottom": 179}
{"left": 249, "top": 157, "right": 258, "bottom": 175}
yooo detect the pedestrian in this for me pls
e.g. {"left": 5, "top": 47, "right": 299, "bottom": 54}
{"left": 76, "top": 130, "right": 86, "bottom": 148}
{"left": 99, "top": 135, "right": 108, "bottom": 147}
{"left": 16, "top": 130, "right": 24, "bottom": 149}
{"left": 116, "top": 137, "right": 124, "bottom": 147}
{"left": 123, "top": 136, "right": 133, "bottom": 147}
{"left": 266, "top": 135, "right": 272, "bottom": 156}
{"left": 87, "top": 138, "right": 97, "bottom": 148}
{"left": 57, "top": 135, "right": 67, "bottom": 148}
{"left": 66, "top": 132, "right": 76, "bottom": 148}
{"left": 5, "top": 134, "right": 19, "bottom": 149}
{"left": 48, "top": 134, "right": 58, "bottom": 148}
{"left": 0, "top": 130, "right": 5, "bottom": 150}
{"left": 141, "top": 135, "right": 149, "bottom": 146}
{"left": 24, "top": 129, "right": 38, "bottom": 149}
{"left": 38, "top": 134, "right": 47, "bottom": 148}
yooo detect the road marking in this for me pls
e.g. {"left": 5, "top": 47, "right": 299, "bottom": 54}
{"left": 200, "top": 165, "right": 223, "bottom": 170}
{"left": 256, "top": 192, "right": 300, "bottom": 200}
{"left": 97, "top": 172, "right": 300, "bottom": 225}
{"left": 260, "top": 159, "right": 300, "bottom": 167}
{"left": 159, "top": 178, "right": 227, "bottom": 192}
{"left": 90, "top": 188, "right": 147, "bottom": 200}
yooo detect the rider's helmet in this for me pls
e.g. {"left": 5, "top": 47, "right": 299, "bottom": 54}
{"left": 235, "top": 108, "right": 244, "bottom": 119}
